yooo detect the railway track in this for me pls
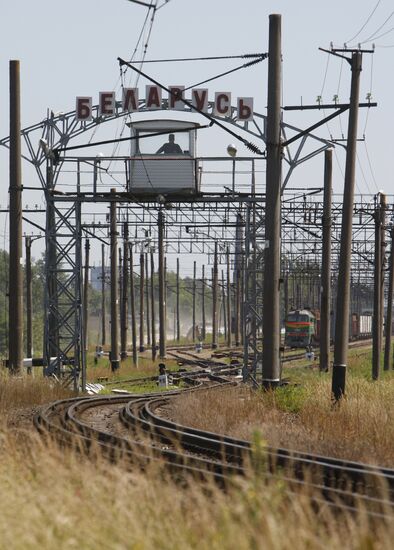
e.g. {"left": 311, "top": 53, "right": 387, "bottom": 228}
{"left": 35, "top": 352, "right": 394, "bottom": 519}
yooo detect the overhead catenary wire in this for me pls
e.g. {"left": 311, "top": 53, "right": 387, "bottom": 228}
{"left": 345, "top": 0, "right": 382, "bottom": 44}
{"left": 128, "top": 52, "right": 267, "bottom": 64}
{"left": 360, "top": 10, "right": 394, "bottom": 43}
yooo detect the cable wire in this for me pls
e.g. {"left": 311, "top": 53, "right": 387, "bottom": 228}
{"left": 346, "top": 0, "right": 382, "bottom": 43}
{"left": 360, "top": 10, "right": 394, "bottom": 43}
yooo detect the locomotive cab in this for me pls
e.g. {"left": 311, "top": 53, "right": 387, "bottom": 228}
{"left": 285, "top": 309, "right": 316, "bottom": 348}
{"left": 127, "top": 119, "right": 200, "bottom": 198}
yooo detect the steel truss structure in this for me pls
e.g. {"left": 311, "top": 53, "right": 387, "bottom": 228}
{"left": 1, "top": 101, "right": 387, "bottom": 387}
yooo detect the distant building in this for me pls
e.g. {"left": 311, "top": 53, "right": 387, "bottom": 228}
{"left": 90, "top": 266, "right": 110, "bottom": 291}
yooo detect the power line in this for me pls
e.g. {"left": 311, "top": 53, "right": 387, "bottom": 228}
{"left": 346, "top": 0, "right": 382, "bottom": 43}
{"left": 360, "top": 10, "right": 394, "bottom": 43}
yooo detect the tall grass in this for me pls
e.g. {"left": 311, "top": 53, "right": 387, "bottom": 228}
{"left": 0, "top": 372, "right": 73, "bottom": 421}
{"left": 172, "top": 377, "right": 394, "bottom": 467}
{"left": 0, "top": 430, "right": 393, "bottom": 549}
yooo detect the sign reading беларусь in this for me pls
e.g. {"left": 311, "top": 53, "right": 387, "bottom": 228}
{"left": 76, "top": 87, "right": 254, "bottom": 122}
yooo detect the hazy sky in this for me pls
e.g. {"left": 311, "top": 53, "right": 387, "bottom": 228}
{"left": 0, "top": 0, "right": 393, "bottom": 271}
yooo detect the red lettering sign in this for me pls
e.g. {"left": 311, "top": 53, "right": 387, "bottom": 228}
{"left": 237, "top": 97, "right": 253, "bottom": 121}
{"left": 214, "top": 92, "right": 231, "bottom": 117}
{"left": 76, "top": 97, "right": 92, "bottom": 121}
{"left": 191, "top": 88, "right": 208, "bottom": 112}
{"left": 123, "top": 88, "right": 139, "bottom": 111}
{"left": 99, "top": 92, "right": 115, "bottom": 116}
{"left": 146, "top": 85, "right": 162, "bottom": 109}
{"left": 169, "top": 86, "right": 185, "bottom": 110}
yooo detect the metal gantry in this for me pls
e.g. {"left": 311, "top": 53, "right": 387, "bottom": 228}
{"left": 1, "top": 100, "right": 388, "bottom": 388}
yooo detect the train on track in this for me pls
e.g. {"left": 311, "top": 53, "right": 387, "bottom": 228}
{"left": 284, "top": 308, "right": 373, "bottom": 349}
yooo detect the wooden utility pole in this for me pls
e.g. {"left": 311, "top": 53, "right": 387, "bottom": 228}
{"left": 384, "top": 226, "right": 394, "bottom": 371}
{"left": 176, "top": 257, "right": 180, "bottom": 341}
{"left": 139, "top": 251, "right": 145, "bottom": 352}
{"left": 372, "top": 192, "right": 386, "bottom": 380}
{"left": 110, "top": 190, "right": 120, "bottom": 371}
{"left": 212, "top": 242, "right": 218, "bottom": 349}
{"left": 129, "top": 244, "right": 138, "bottom": 367}
{"left": 150, "top": 250, "right": 157, "bottom": 361}
{"left": 192, "top": 260, "right": 196, "bottom": 342}
{"left": 201, "top": 264, "right": 206, "bottom": 340}
{"left": 320, "top": 149, "right": 332, "bottom": 372}
{"left": 83, "top": 238, "right": 90, "bottom": 354}
{"left": 9, "top": 60, "right": 23, "bottom": 374}
{"left": 25, "top": 237, "right": 33, "bottom": 372}
{"left": 221, "top": 270, "right": 227, "bottom": 342}
{"left": 262, "top": 14, "right": 282, "bottom": 388}
{"left": 145, "top": 252, "right": 151, "bottom": 347}
{"left": 158, "top": 209, "right": 166, "bottom": 358}
{"left": 121, "top": 222, "right": 129, "bottom": 360}
{"left": 332, "top": 51, "right": 362, "bottom": 400}
{"left": 101, "top": 243, "right": 106, "bottom": 346}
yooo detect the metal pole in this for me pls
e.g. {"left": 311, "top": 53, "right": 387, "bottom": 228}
{"left": 101, "top": 243, "right": 106, "bottom": 346}
{"left": 83, "top": 238, "right": 90, "bottom": 355}
{"left": 25, "top": 237, "right": 33, "bottom": 372}
{"left": 139, "top": 252, "right": 145, "bottom": 352}
{"left": 320, "top": 149, "right": 332, "bottom": 372}
{"left": 121, "top": 222, "right": 129, "bottom": 360}
{"left": 201, "top": 264, "right": 206, "bottom": 341}
{"left": 110, "top": 189, "right": 120, "bottom": 371}
{"left": 372, "top": 192, "right": 386, "bottom": 379}
{"left": 332, "top": 52, "right": 362, "bottom": 400}
{"left": 384, "top": 226, "right": 394, "bottom": 371}
{"left": 212, "top": 241, "right": 218, "bottom": 349}
{"left": 150, "top": 249, "right": 157, "bottom": 361}
{"left": 129, "top": 244, "right": 138, "bottom": 367}
{"left": 9, "top": 60, "right": 23, "bottom": 375}
{"left": 262, "top": 14, "right": 282, "bottom": 388}
{"left": 158, "top": 209, "right": 166, "bottom": 358}
{"left": 192, "top": 260, "right": 196, "bottom": 342}
{"left": 226, "top": 247, "right": 232, "bottom": 347}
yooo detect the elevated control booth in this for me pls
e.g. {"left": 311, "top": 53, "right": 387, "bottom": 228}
{"left": 127, "top": 119, "right": 200, "bottom": 198}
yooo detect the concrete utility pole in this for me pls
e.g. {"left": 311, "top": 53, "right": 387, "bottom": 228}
{"left": 121, "top": 222, "right": 129, "bottom": 360}
{"left": 110, "top": 189, "right": 120, "bottom": 371}
{"left": 83, "top": 238, "right": 90, "bottom": 354}
{"left": 212, "top": 241, "right": 219, "bottom": 349}
{"left": 372, "top": 192, "right": 386, "bottom": 380}
{"left": 384, "top": 226, "right": 394, "bottom": 371}
{"left": 320, "top": 149, "right": 332, "bottom": 372}
{"left": 332, "top": 52, "right": 362, "bottom": 400}
{"left": 158, "top": 209, "right": 166, "bottom": 358}
{"left": 9, "top": 60, "right": 23, "bottom": 375}
{"left": 101, "top": 244, "right": 106, "bottom": 346}
{"left": 150, "top": 250, "right": 157, "bottom": 361}
{"left": 262, "top": 14, "right": 282, "bottom": 388}
{"left": 226, "top": 247, "right": 232, "bottom": 347}
{"left": 139, "top": 251, "right": 145, "bottom": 352}
{"left": 129, "top": 243, "right": 138, "bottom": 367}
{"left": 176, "top": 257, "right": 180, "bottom": 341}
{"left": 25, "top": 237, "right": 33, "bottom": 369}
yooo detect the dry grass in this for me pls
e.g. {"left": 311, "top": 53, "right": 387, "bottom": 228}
{"left": 171, "top": 377, "right": 394, "bottom": 467}
{"left": 0, "top": 371, "right": 74, "bottom": 429}
{"left": 0, "top": 371, "right": 393, "bottom": 547}
{"left": 0, "top": 429, "right": 393, "bottom": 549}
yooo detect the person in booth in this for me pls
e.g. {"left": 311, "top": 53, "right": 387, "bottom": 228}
{"left": 156, "top": 133, "right": 183, "bottom": 155}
